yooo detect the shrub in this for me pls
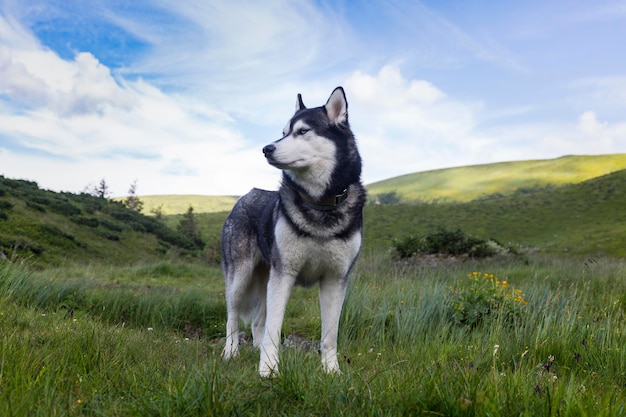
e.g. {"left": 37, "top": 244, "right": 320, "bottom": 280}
{"left": 25, "top": 201, "right": 46, "bottom": 212}
{"left": 96, "top": 229, "right": 121, "bottom": 241}
{"left": 374, "top": 191, "right": 401, "bottom": 205}
{"left": 392, "top": 236, "right": 424, "bottom": 258}
{"left": 392, "top": 228, "right": 504, "bottom": 259}
{"left": 447, "top": 271, "right": 528, "bottom": 327}
{"left": 71, "top": 216, "right": 100, "bottom": 228}
{"left": 98, "top": 218, "right": 124, "bottom": 232}
{"left": 202, "top": 236, "right": 222, "bottom": 266}
{"left": 47, "top": 198, "right": 82, "bottom": 216}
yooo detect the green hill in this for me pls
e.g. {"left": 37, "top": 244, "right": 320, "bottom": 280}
{"left": 189, "top": 167, "right": 626, "bottom": 258}
{"left": 0, "top": 176, "right": 204, "bottom": 268}
{"left": 364, "top": 169, "right": 626, "bottom": 257}
{"left": 366, "top": 154, "right": 626, "bottom": 203}
{"left": 137, "top": 195, "right": 240, "bottom": 215}
{"left": 2, "top": 154, "right": 626, "bottom": 267}
{"left": 132, "top": 154, "right": 626, "bottom": 215}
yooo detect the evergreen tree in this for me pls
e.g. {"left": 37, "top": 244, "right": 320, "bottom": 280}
{"left": 124, "top": 180, "right": 144, "bottom": 212}
{"left": 86, "top": 178, "right": 111, "bottom": 199}
{"left": 177, "top": 205, "right": 205, "bottom": 249}
{"left": 151, "top": 204, "right": 164, "bottom": 222}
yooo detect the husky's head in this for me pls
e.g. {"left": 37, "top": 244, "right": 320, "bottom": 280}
{"left": 262, "top": 87, "right": 360, "bottom": 199}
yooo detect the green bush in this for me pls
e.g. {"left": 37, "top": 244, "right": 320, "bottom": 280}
{"left": 202, "top": 236, "right": 222, "bottom": 266}
{"left": 0, "top": 200, "right": 13, "bottom": 210}
{"left": 392, "top": 228, "right": 504, "bottom": 259}
{"left": 447, "top": 271, "right": 528, "bottom": 327}
{"left": 71, "top": 216, "right": 100, "bottom": 228}
{"left": 25, "top": 201, "right": 46, "bottom": 212}
{"left": 374, "top": 191, "right": 401, "bottom": 205}
{"left": 46, "top": 198, "right": 82, "bottom": 216}
{"left": 98, "top": 218, "right": 124, "bottom": 232}
{"left": 96, "top": 229, "right": 121, "bottom": 241}
{"left": 0, "top": 238, "right": 44, "bottom": 256}
{"left": 392, "top": 236, "right": 423, "bottom": 258}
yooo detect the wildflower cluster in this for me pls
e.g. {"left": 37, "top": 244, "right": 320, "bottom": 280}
{"left": 447, "top": 271, "right": 528, "bottom": 327}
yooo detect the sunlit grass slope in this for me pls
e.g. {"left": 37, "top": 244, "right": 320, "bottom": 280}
{"left": 364, "top": 169, "right": 626, "bottom": 257}
{"left": 366, "top": 154, "right": 626, "bottom": 202}
{"left": 138, "top": 194, "right": 239, "bottom": 215}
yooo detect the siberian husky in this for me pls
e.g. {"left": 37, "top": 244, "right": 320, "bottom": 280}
{"left": 221, "top": 87, "right": 366, "bottom": 377}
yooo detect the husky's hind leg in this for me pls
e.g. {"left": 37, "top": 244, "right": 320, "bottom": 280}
{"left": 222, "top": 262, "right": 254, "bottom": 360}
{"left": 250, "top": 265, "right": 269, "bottom": 348}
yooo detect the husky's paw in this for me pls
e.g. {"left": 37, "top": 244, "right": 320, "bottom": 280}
{"left": 221, "top": 347, "right": 239, "bottom": 361}
{"left": 321, "top": 357, "right": 341, "bottom": 374}
{"left": 323, "top": 365, "right": 342, "bottom": 375}
{"left": 258, "top": 362, "right": 279, "bottom": 378}
{"left": 322, "top": 365, "right": 342, "bottom": 375}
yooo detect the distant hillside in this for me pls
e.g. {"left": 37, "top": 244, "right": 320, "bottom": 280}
{"left": 366, "top": 154, "right": 626, "bottom": 203}
{"left": 0, "top": 176, "right": 204, "bottom": 268}
{"left": 364, "top": 169, "right": 626, "bottom": 257}
{"left": 2, "top": 153, "right": 625, "bottom": 267}
{"left": 138, "top": 195, "right": 239, "bottom": 215}
{"left": 135, "top": 154, "right": 626, "bottom": 215}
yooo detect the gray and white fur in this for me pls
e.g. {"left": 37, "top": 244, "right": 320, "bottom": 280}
{"left": 221, "top": 87, "right": 365, "bottom": 377}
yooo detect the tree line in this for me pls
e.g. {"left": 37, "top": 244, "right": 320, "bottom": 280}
{"left": 85, "top": 178, "right": 204, "bottom": 253}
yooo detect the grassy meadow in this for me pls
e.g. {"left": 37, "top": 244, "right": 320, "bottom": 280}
{"left": 1, "top": 252, "right": 625, "bottom": 416}
{"left": 2, "top": 157, "right": 626, "bottom": 415}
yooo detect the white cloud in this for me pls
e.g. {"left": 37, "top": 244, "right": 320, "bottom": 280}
{"left": 0, "top": 14, "right": 279, "bottom": 196}
{"left": 0, "top": 45, "right": 49, "bottom": 105}
{"left": 344, "top": 65, "right": 626, "bottom": 185}
{"left": 117, "top": 0, "right": 352, "bottom": 98}
{"left": 0, "top": 17, "right": 134, "bottom": 116}
{"left": 2, "top": 1, "right": 626, "bottom": 199}
{"left": 344, "top": 65, "right": 480, "bottom": 182}
{"left": 578, "top": 111, "right": 605, "bottom": 135}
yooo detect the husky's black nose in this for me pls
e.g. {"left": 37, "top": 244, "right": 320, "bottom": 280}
{"left": 262, "top": 144, "right": 275, "bottom": 157}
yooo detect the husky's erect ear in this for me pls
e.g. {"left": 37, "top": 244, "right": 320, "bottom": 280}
{"left": 325, "top": 87, "right": 348, "bottom": 124}
{"left": 295, "top": 94, "right": 306, "bottom": 112}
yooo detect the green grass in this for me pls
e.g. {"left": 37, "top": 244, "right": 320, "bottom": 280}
{"left": 1, "top": 253, "right": 625, "bottom": 416}
{"left": 0, "top": 176, "right": 206, "bottom": 268}
{"left": 367, "top": 153, "right": 626, "bottom": 202}
{"left": 137, "top": 195, "right": 240, "bottom": 215}
{"left": 364, "top": 169, "right": 626, "bottom": 257}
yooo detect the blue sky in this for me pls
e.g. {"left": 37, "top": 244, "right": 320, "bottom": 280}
{"left": 1, "top": 0, "right": 625, "bottom": 196}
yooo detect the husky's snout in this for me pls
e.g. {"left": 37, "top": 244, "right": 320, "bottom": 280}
{"left": 262, "top": 144, "right": 275, "bottom": 158}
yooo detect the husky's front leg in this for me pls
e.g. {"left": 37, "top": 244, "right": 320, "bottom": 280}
{"left": 319, "top": 277, "right": 348, "bottom": 373}
{"left": 259, "top": 272, "right": 295, "bottom": 377}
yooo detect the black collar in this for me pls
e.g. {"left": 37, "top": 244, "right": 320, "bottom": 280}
{"left": 298, "top": 188, "right": 349, "bottom": 211}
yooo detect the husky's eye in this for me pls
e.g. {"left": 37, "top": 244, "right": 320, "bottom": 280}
{"left": 298, "top": 128, "right": 309, "bottom": 136}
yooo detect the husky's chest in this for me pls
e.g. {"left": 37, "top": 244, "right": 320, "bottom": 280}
{"left": 273, "top": 216, "right": 361, "bottom": 285}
